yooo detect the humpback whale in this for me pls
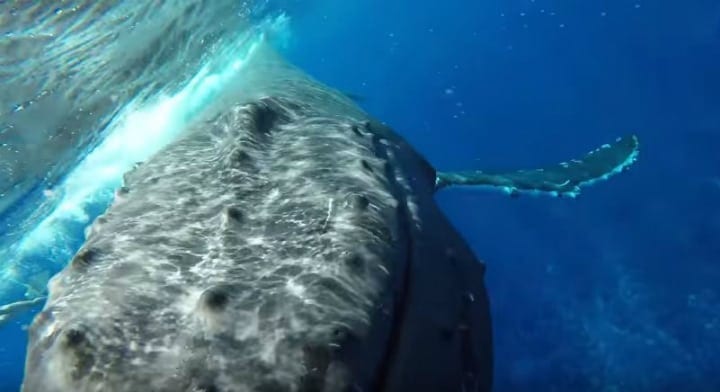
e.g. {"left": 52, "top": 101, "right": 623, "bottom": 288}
{"left": 22, "top": 41, "right": 639, "bottom": 392}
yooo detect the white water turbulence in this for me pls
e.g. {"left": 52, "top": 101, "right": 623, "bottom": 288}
{"left": 0, "top": 1, "right": 290, "bottom": 326}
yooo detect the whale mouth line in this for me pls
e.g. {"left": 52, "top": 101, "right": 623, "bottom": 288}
{"left": 363, "top": 131, "right": 416, "bottom": 392}
{"left": 374, "top": 220, "right": 414, "bottom": 392}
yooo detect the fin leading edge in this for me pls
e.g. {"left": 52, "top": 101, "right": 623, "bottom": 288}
{"left": 435, "top": 135, "right": 639, "bottom": 198}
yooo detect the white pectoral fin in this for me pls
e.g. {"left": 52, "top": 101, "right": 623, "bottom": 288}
{"left": 0, "top": 296, "right": 47, "bottom": 327}
{"left": 436, "top": 135, "right": 639, "bottom": 198}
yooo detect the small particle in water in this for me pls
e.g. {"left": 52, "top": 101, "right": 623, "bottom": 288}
{"left": 444, "top": 88, "right": 455, "bottom": 95}
{"left": 559, "top": 23, "right": 566, "bottom": 28}
{"left": 635, "top": 4, "right": 641, "bottom": 8}
{"left": 520, "top": 12, "right": 526, "bottom": 17}
{"left": 54, "top": 8, "right": 63, "bottom": 15}
{"left": 12, "top": 104, "right": 24, "bottom": 112}
{"left": 601, "top": 11, "right": 607, "bottom": 16}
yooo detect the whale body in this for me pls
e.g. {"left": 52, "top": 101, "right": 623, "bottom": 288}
{"left": 22, "top": 41, "right": 638, "bottom": 392}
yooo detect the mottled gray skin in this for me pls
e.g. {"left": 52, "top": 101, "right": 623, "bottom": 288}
{"left": 23, "top": 45, "right": 492, "bottom": 392}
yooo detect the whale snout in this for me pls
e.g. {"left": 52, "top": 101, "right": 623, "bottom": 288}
{"left": 20, "top": 90, "right": 494, "bottom": 391}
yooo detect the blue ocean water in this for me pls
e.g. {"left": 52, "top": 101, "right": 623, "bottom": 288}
{"left": 1, "top": 0, "right": 719, "bottom": 391}
{"left": 285, "top": 1, "right": 720, "bottom": 389}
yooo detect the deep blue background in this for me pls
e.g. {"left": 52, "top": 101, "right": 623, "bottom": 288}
{"left": 282, "top": 0, "right": 720, "bottom": 390}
